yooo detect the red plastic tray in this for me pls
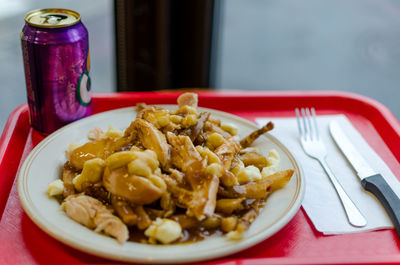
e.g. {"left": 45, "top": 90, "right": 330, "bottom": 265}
{"left": 1, "top": 91, "right": 400, "bottom": 265}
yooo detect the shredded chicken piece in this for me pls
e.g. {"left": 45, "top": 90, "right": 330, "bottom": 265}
{"left": 88, "top": 127, "right": 105, "bottom": 141}
{"left": 136, "top": 102, "right": 148, "bottom": 115}
{"left": 103, "top": 167, "right": 163, "bottom": 204}
{"left": 214, "top": 137, "right": 241, "bottom": 170}
{"left": 206, "top": 122, "right": 232, "bottom": 139}
{"left": 160, "top": 174, "right": 194, "bottom": 209}
{"left": 166, "top": 132, "right": 205, "bottom": 187}
{"left": 166, "top": 133, "right": 219, "bottom": 220}
{"left": 177, "top": 92, "right": 198, "bottom": 108}
{"left": 188, "top": 175, "right": 219, "bottom": 220}
{"left": 61, "top": 194, "right": 128, "bottom": 243}
{"left": 134, "top": 118, "right": 171, "bottom": 168}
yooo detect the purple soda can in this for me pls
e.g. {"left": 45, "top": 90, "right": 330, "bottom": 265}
{"left": 21, "top": 8, "right": 91, "bottom": 134}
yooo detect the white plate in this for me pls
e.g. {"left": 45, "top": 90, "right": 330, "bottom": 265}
{"left": 18, "top": 106, "right": 304, "bottom": 264}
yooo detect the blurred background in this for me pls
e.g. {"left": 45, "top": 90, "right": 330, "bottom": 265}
{"left": 1, "top": 0, "right": 400, "bottom": 132}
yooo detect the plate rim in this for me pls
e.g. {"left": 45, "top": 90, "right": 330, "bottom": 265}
{"left": 17, "top": 106, "right": 305, "bottom": 264}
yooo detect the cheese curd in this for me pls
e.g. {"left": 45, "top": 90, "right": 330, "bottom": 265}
{"left": 261, "top": 166, "right": 277, "bottom": 178}
{"left": 144, "top": 218, "right": 182, "bottom": 244}
{"left": 73, "top": 158, "right": 105, "bottom": 191}
{"left": 266, "top": 149, "right": 279, "bottom": 167}
{"left": 236, "top": 165, "right": 262, "bottom": 184}
{"left": 220, "top": 123, "right": 239, "bottom": 136}
{"left": 104, "top": 125, "right": 123, "bottom": 138}
{"left": 206, "top": 132, "right": 225, "bottom": 150}
{"left": 65, "top": 142, "right": 82, "bottom": 160}
{"left": 47, "top": 179, "right": 64, "bottom": 196}
{"left": 261, "top": 149, "right": 280, "bottom": 178}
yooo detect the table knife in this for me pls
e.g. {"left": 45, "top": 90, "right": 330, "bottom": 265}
{"left": 329, "top": 120, "right": 400, "bottom": 236}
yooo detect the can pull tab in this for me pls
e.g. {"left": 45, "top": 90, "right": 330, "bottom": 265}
{"left": 41, "top": 14, "right": 68, "bottom": 25}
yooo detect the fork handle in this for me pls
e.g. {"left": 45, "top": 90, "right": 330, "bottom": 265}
{"left": 319, "top": 159, "right": 367, "bottom": 227}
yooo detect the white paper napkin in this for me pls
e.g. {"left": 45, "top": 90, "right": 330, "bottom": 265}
{"left": 256, "top": 114, "right": 400, "bottom": 234}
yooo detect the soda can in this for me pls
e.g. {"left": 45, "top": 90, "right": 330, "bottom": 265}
{"left": 21, "top": 8, "right": 92, "bottom": 134}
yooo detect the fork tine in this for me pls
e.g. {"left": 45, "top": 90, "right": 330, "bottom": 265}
{"left": 305, "top": 108, "right": 314, "bottom": 140}
{"left": 295, "top": 108, "right": 303, "bottom": 138}
{"left": 311, "top": 108, "right": 319, "bottom": 140}
{"left": 301, "top": 108, "right": 309, "bottom": 140}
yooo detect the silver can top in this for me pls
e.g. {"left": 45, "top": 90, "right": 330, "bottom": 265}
{"left": 25, "top": 8, "right": 81, "bottom": 28}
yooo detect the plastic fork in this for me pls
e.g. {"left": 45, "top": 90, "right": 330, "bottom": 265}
{"left": 295, "top": 108, "right": 367, "bottom": 227}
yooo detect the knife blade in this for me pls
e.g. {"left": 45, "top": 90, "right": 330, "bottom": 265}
{"left": 329, "top": 120, "right": 400, "bottom": 237}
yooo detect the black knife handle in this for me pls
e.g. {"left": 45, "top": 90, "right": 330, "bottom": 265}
{"left": 361, "top": 174, "right": 400, "bottom": 237}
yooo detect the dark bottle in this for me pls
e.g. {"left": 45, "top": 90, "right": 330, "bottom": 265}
{"left": 114, "top": 0, "right": 216, "bottom": 91}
